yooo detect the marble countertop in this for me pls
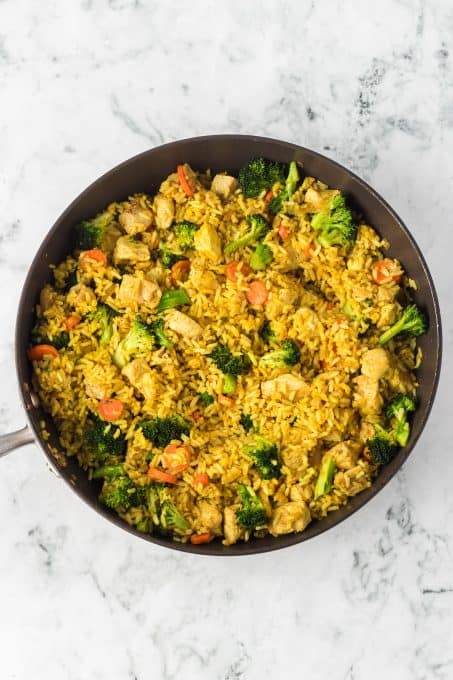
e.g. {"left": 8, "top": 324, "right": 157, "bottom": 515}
{"left": 1, "top": 1, "right": 452, "bottom": 678}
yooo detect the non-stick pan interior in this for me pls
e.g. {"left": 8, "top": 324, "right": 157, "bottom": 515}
{"left": 15, "top": 135, "right": 442, "bottom": 555}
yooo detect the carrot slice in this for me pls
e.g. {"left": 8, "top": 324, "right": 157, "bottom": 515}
{"left": 192, "top": 410, "right": 202, "bottom": 423}
{"left": 177, "top": 164, "right": 194, "bottom": 197}
{"left": 326, "top": 301, "right": 335, "bottom": 310}
{"left": 193, "top": 472, "right": 209, "bottom": 488}
{"left": 218, "top": 394, "right": 235, "bottom": 407}
{"left": 246, "top": 280, "right": 269, "bottom": 305}
{"left": 190, "top": 532, "right": 212, "bottom": 545}
{"left": 163, "top": 443, "right": 191, "bottom": 473}
{"left": 278, "top": 224, "right": 290, "bottom": 240}
{"left": 225, "top": 261, "right": 252, "bottom": 282}
{"left": 64, "top": 315, "right": 80, "bottom": 330}
{"left": 98, "top": 398, "right": 124, "bottom": 422}
{"left": 148, "top": 468, "right": 178, "bottom": 484}
{"left": 80, "top": 248, "right": 107, "bottom": 271}
{"left": 27, "top": 344, "right": 59, "bottom": 361}
{"left": 371, "top": 259, "right": 402, "bottom": 285}
{"left": 303, "top": 241, "right": 316, "bottom": 258}
{"left": 171, "top": 259, "right": 191, "bottom": 282}
{"left": 264, "top": 189, "right": 274, "bottom": 204}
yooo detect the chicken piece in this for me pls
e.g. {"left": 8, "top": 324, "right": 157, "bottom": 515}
{"left": 84, "top": 367, "right": 112, "bottom": 400}
{"left": 281, "top": 447, "right": 308, "bottom": 472}
{"left": 325, "top": 440, "right": 361, "bottom": 470}
{"left": 386, "top": 363, "right": 416, "bottom": 394}
{"left": 67, "top": 283, "right": 96, "bottom": 311}
{"left": 122, "top": 358, "right": 157, "bottom": 401}
{"left": 193, "top": 223, "right": 222, "bottom": 262}
{"left": 261, "top": 374, "right": 309, "bottom": 402}
{"left": 119, "top": 203, "right": 153, "bottom": 235}
{"left": 304, "top": 187, "right": 338, "bottom": 212}
{"left": 113, "top": 236, "right": 150, "bottom": 266}
{"left": 223, "top": 505, "right": 242, "bottom": 546}
{"left": 352, "top": 375, "right": 383, "bottom": 416}
{"left": 334, "top": 465, "right": 371, "bottom": 497}
{"left": 154, "top": 194, "right": 175, "bottom": 230}
{"left": 360, "top": 348, "right": 391, "bottom": 381}
{"left": 269, "top": 501, "right": 311, "bottom": 536}
{"left": 377, "top": 303, "right": 399, "bottom": 328}
{"left": 189, "top": 265, "right": 219, "bottom": 293}
{"left": 280, "top": 240, "right": 302, "bottom": 271}
{"left": 117, "top": 275, "right": 161, "bottom": 307}
{"left": 197, "top": 500, "right": 223, "bottom": 534}
{"left": 166, "top": 309, "right": 202, "bottom": 339}
{"left": 266, "top": 286, "right": 300, "bottom": 320}
{"left": 211, "top": 174, "right": 237, "bottom": 199}
{"left": 289, "top": 484, "right": 313, "bottom": 503}
{"left": 221, "top": 466, "right": 242, "bottom": 484}
{"left": 359, "top": 420, "right": 375, "bottom": 444}
{"left": 40, "top": 286, "right": 57, "bottom": 312}
{"left": 376, "top": 284, "right": 399, "bottom": 304}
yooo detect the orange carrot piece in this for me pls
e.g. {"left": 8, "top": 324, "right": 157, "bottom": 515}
{"left": 218, "top": 394, "right": 235, "bottom": 407}
{"left": 303, "top": 241, "right": 316, "bottom": 258}
{"left": 163, "top": 443, "right": 191, "bottom": 473}
{"left": 225, "top": 261, "right": 252, "bottom": 282}
{"left": 64, "top": 315, "right": 80, "bottom": 330}
{"left": 371, "top": 259, "right": 402, "bottom": 285}
{"left": 27, "top": 344, "right": 59, "bottom": 361}
{"left": 177, "top": 164, "right": 194, "bottom": 197}
{"left": 246, "top": 280, "right": 269, "bottom": 305}
{"left": 148, "top": 468, "right": 178, "bottom": 484}
{"left": 190, "top": 532, "right": 212, "bottom": 545}
{"left": 278, "top": 224, "right": 290, "bottom": 240}
{"left": 98, "top": 398, "right": 124, "bottom": 422}
{"left": 193, "top": 472, "right": 209, "bottom": 488}
{"left": 192, "top": 410, "right": 202, "bottom": 423}
{"left": 171, "top": 259, "right": 191, "bottom": 282}
{"left": 80, "top": 248, "right": 107, "bottom": 271}
{"left": 264, "top": 189, "right": 274, "bottom": 203}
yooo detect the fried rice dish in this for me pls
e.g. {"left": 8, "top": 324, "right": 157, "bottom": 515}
{"left": 28, "top": 158, "right": 427, "bottom": 545}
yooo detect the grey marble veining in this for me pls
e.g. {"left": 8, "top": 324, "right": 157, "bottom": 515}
{"left": 0, "top": 1, "right": 452, "bottom": 678}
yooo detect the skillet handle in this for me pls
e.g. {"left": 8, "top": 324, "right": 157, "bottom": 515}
{"left": 0, "top": 426, "right": 35, "bottom": 458}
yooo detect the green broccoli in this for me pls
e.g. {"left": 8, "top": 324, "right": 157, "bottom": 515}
{"left": 83, "top": 417, "right": 126, "bottom": 460}
{"left": 311, "top": 194, "right": 357, "bottom": 248}
{"left": 207, "top": 343, "right": 251, "bottom": 376}
{"left": 224, "top": 214, "right": 270, "bottom": 255}
{"left": 235, "top": 484, "right": 267, "bottom": 530}
{"left": 260, "top": 339, "right": 301, "bottom": 368}
{"left": 238, "top": 158, "right": 287, "bottom": 198}
{"left": 222, "top": 374, "right": 237, "bottom": 395}
{"left": 366, "top": 424, "right": 399, "bottom": 465}
{"left": 250, "top": 242, "right": 273, "bottom": 270}
{"left": 149, "top": 317, "right": 173, "bottom": 350}
{"left": 379, "top": 304, "right": 427, "bottom": 346}
{"left": 239, "top": 413, "right": 254, "bottom": 432}
{"left": 113, "top": 315, "right": 156, "bottom": 368}
{"left": 160, "top": 499, "right": 190, "bottom": 532}
{"left": 243, "top": 437, "right": 281, "bottom": 479}
{"left": 269, "top": 161, "right": 300, "bottom": 214}
{"left": 174, "top": 221, "right": 199, "bottom": 250}
{"left": 140, "top": 415, "right": 190, "bottom": 448}
{"left": 88, "top": 303, "right": 119, "bottom": 345}
{"left": 156, "top": 288, "right": 191, "bottom": 313}
{"left": 198, "top": 391, "right": 214, "bottom": 407}
{"left": 259, "top": 320, "right": 278, "bottom": 345}
{"left": 314, "top": 457, "right": 336, "bottom": 499}
{"left": 99, "top": 475, "right": 146, "bottom": 513}
{"left": 31, "top": 323, "right": 70, "bottom": 350}
{"left": 74, "top": 210, "right": 115, "bottom": 250}
{"left": 91, "top": 463, "right": 124, "bottom": 479}
{"left": 158, "top": 243, "right": 186, "bottom": 269}
{"left": 385, "top": 394, "right": 416, "bottom": 447}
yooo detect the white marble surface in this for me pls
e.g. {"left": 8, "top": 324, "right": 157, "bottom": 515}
{"left": 0, "top": 1, "right": 452, "bottom": 678}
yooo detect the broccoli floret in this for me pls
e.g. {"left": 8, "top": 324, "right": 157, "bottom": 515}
{"left": 31, "top": 322, "right": 70, "bottom": 350}
{"left": 150, "top": 317, "right": 173, "bottom": 350}
{"left": 259, "top": 320, "right": 278, "bottom": 345}
{"left": 385, "top": 394, "right": 416, "bottom": 447}
{"left": 83, "top": 417, "right": 126, "bottom": 460}
{"left": 224, "top": 214, "right": 270, "bottom": 255}
{"left": 91, "top": 463, "right": 124, "bottom": 479}
{"left": 198, "top": 391, "right": 214, "bottom": 407}
{"left": 311, "top": 194, "right": 357, "bottom": 248}
{"left": 314, "top": 457, "right": 336, "bottom": 499}
{"left": 243, "top": 437, "right": 281, "bottom": 479}
{"left": 113, "top": 315, "right": 156, "bottom": 368}
{"left": 160, "top": 499, "right": 190, "bottom": 532}
{"left": 174, "top": 221, "right": 199, "bottom": 250}
{"left": 140, "top": 415, "right": 190, "bottom": 448}
{"left": 88, "top": 303, "right": 118, "bottom": 345}
{"left": 238, "top": 158, "right": 287, "bottom": 198}
{"left": 269, "top": 161, "right": 300, "bottom": 214}
{"left": 99, "top": 475, "right": 146, "bottom": 512}
{"left": 250, "top": 242, "right": 273, "bottom": 270}
{"left": 260, "top": 339, "right": 301, "bottom": 368}
{"left": 366, "top": 424, "right": 398, "bottom": 465}
{"left": 207, "top": 343, "right": 251, "bottom": 376}
{"left": 235, "top": 484, "right": 267, "bottom": 530}
{"left": 222, "top": 374, "right": 237, "bottom": 395}
{"left": 74, "top": 210, "right": 114, "bottom": 250}
{"left": 379, "top": 304, "right": 427, "bottom": 346}
{"left": 158, "top": 243, "right": 186, "bottom": 269}
{"left": 239, "top": 413, "right": 254, "bottom": 432}
{"left": 156, "top": 288, "right": 191, "bottom": 313}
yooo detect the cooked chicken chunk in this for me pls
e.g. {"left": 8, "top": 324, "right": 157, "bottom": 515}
{"left": 189, "top": 265, "right": 219, "bottom": 293}
{"left": 223, "top": 506, "right": 242, "bottom": 546}
{"left": 326, "top": 440, "right": 361, "bottom": 470}
{"left": 269, "top": 501, "right": 311, "bottom": 536}
{"left": 193, "top": 223, "right": 222, "bottom": 262}
{"left": 113, "top": 236, "right": 150, "bottom": 266}
{"left": 166, "top": 309, "right": 202, "bottom": 339}
{"left": 261, "top": 374, "right": 309, "bottom": 402}
{"left": 359, "top": 420, "right": 376, "bottom": 444}
{"left": 40, "top": 286, "right": 57, "bottom": 312}
{"left": 122, "top": 358, "right": 157, "bottom": 401}
{"left": 154, "top": 194, "right": 175, "bottom": 230}
{"left": 304, "top": 187, "right": 338, "bottom": 211}
{"left": 377, "top": 303, "right": 399, "bottom": 328}
{"left": 119, "top": 203, "right": 153, "bottom": 235}
{"left": 211, "top": 174, "right": 237, "bottom": 199}
{"left": 334, "top": 465, "right": 371, "bottom": 497}
{"left": 84, "top": 367, "right": 111, "bottom": 400}
{"left": 67, "top": 283, "right": 96, "bottom": 310}
{"left": 289, "top": 484, "right": 313, "bottom": 503}
{"left": 281, "top": 447, "right": 308, "bottom": 471}
{"left": 386, "top": 363, "right": 416, "bottom": 394}
{"left": 352, "top": 375, "right": 383, "bottom": 416}
{"left": 197, "top": 501, "right": 223, "bottom": 534}
{"left": 117, "top": 275, "right": 160, "bottom": 307}
{"left": 361, "top": 348, "right": 391, "bottom": 381}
